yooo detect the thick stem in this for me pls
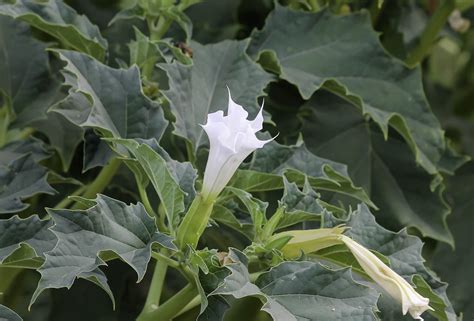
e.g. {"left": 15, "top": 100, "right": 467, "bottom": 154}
{"left": 405, "top": 0, "right": 455, "bottom": 67}
{"left": 137, "top": 283, "right": 197, "bottom": 321}
{"left": 53, "top": 185, "right": 87, "bottom": 209}
{"left": 140, "top": 260, "right": 168, "bottom": 316}
{"left": 0, "top": 106, "right": 10, "bottom": 148}
{"left": 176, "top": 194, "right": 215, "bottom": 249}
{"left": 72, "top": 158, "right": 121, "bottom": 209}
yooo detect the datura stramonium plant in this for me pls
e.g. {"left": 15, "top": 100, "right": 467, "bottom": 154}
{"left": 176, "top": 89, "right": 271, "bottom": 249}
{"left": 176, "top": 89, "right": 431, "bottom": 320}
{"left": 340, "top": 235, "right": 433, "bottom": 320}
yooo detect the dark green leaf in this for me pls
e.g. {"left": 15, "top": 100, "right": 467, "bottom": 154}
{"left": 201, "top": 249, "right": 379, "bottom": 321}
{"left": 31, "top": 194, "right": 176, "bottom": 306}
{"left": 231, "top": 139, "right": 374, "bottom": 207}
{"left": 32, "top": 112, "right": 84, "bottom": 171}
{"left": 433, "top": 162, "right": 474, "bottom": 319}
{"left": 0, "top": 154, "right": 56, "bottom": 214}
{"left": 160, "top": 39, "right": 273, "bottom": 150}
{"left": 301, "top": 91, "right": 453, "bottom": 244}
{"left": 0, "top": 215, "right": 55, "bottom": 263}
{"left": 51, "top": 50, "right": 168, "bottom": 142}
{"left": 0, "top": 0, "right": 107, "bottom": 60}
{"left": 0, "top": 137, "right": 50, "bottom": 166}
{"left": 248, "top": 4, "right": 453, "bottom": 174}
{"left": 278, "top": 177, "right": 325, "bottom": 229}
{"left": 0, "top": 16, "right": 60, "bottom": 128}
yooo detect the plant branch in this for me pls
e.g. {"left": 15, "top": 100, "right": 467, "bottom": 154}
{"left": 72, "top": 158, "right": 121, "bottom": 209}
{"left": 137, "top": 283, "right": 198, "bottom": 321}
{"left": 405, "top": 0, "right": 455, "bottom": 67}
{"left": 141, "top": 260, "right": 168, "bottom": 315}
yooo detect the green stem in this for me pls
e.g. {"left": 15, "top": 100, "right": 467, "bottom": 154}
{"left": 54, "top": 185, "right": 87, "bottom": 209}
{"left": 307, "top": 0, "right": 320, "bottom": 12}
{"left": 140, "top": 260, "right": 168, "bottom": 316}
{"left": 0, "top": 106, "right": 10, "bottom": 148}
{"left": 137, "top": 283, "right": 197, "bottom": 321}
{"left": 174, "top": 294, "right": 201, "bottom": 317}
{"left": 405, "top": 0, "right": 455, "bottom": 67}
{"left": 138, "top": 184, "right": 157, "bottom": 218}
{"left": 72, "top": 158, "right": 121, "bottom": 209}
{"left": 151, "top": 252, "right": 195, "bottom": 282}
{"left": 176, "top": 194, "right": 215, "bottom": 249}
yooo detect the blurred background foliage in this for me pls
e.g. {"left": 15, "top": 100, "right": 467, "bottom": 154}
{"left": 0, "top": 0, "right": 473, "bottom": 320}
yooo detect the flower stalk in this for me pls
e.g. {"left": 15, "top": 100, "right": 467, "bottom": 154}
{"left": 176, "top": 88, "right": 271, "bottom": 249}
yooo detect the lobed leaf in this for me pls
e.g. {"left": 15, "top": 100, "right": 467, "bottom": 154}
{"left": 248, "top": 4, "right": 455, "bottom": 174}
{"left": 0, "top": 0, "right": 107, "bottom": 60}
{"left": 0, "top": 154, "right": 56, "bottom": 214}
{"left": 31, "top": 194, "right": 176, "bottom": 307}
{"left": 0, "top": 215, "right": 55, "bottom": 263}
{"left": 301, "top": 91, "right": 453, "bottom": 244}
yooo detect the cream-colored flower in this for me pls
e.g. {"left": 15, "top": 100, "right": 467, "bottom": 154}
{"left": 201, "top": 88, "right": 271, "bottom": 200}
{"left": 341, "top": 235, "right": 433, "bottom": 320}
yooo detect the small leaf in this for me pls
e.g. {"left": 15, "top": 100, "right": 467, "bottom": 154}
{"left": 278, "top": 177, "right": 326, "bottom": 228}
{"left": 0, "top": 0, "right": 107, "bottom": 60}
{"left": 0, "top": 154, "right": 56, "bottom": 214}
{"left": 31, "top": 194, "right": 176, "bottom": 307}
{"left": 160, "top": 39, "right": 273, "bottom": 151}
{"left": 231, "top": 140, "right": 374, "bottom": 207}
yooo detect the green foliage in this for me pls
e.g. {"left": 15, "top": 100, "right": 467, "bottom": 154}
{"left": 0, "top": 0, "right": 472, "bottom": 320}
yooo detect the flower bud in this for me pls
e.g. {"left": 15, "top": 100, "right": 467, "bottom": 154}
{"left": 341, "top": 235, "right": 432, "bottom": 320}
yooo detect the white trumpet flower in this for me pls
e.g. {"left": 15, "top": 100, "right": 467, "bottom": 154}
{"left": 201, "top": 88, "right": 271, "bottom": 200}
{"left": 341, "top": 235, "right": 433, "bottom": 320}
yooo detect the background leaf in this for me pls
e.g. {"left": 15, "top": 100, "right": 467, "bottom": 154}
{"left": 161, "top": 39, "right": 273, "bottom": 150}
{"left": 0, "top": 0, "right": 107, "bottom": 60}
{"left": 248, "top": 4, "right": 452, "bottom": 175}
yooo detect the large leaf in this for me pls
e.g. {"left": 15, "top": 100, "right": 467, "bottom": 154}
{"left": 0, "top": 16, "right": 60, "bottom": 128}
{"left": 301, "top": 91, "right": 453, "bottom": 245}
{"left": 0, "top": 304, "right": 22, "bottom": 321}
{"left": 230, "top": 139, "right": 374, "bottom": 207}
{"left": 31, "top": 194, "right": 176, "bottom": 306}
{"left": 0, "top": 154, "right": 56, "bottom": 214}
{"left": 160, "top": 39, "right": 273, "bottom": 150}
{"left": 0, "top": 215, "right": 55, "bottom": 263}
{"left": 51, "top": 50, "right": 168, "bottom": 141}
{"left": 248, "top": 4, "right": 450, "bottom": 175}
{"left": 0, "top": 0, "right": 107, "bottom": 60}
{"left": 433, "top": 162, "right": 474, "bottom": 319}
{"left": 320, "top": 204, "right": 456, "bottom": 321}
{"left": 200, "top": 249, "right": 379, "bottom": 321}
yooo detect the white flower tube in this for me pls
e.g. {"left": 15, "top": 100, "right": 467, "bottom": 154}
{"left": 341, "top": 235, "right": 433, "bottom": 320}
{"left": 201, "top": 88, "right": 271, "bottom": 200}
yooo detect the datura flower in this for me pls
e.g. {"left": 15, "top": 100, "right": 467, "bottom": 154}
{"left": 340, "top": 235, "right": 433, "bottom": 320}
{"left": 201, "top": 88, "right": 271, "bottom": 200}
